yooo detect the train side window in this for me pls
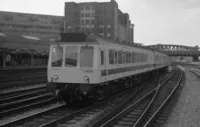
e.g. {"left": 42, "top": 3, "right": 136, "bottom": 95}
{"left": 136, "top": 53, "right": 139, "bottom": 62}
{"left": 141, "top": 54, "right": 144, "bottom": 62}
{"left": 118, "top": 51, "right": 122, "bottom": 64}
{"left": 135, "top": 53, "right": 137, "bottom": 62}
{"left": 122, "top": 52, "right": 125, "bottom": 64}
{"left": 109, "top": 49, "right": 114, "bottom": 64}
{"left": 80, "top": 46, "right": 93, "bottom": 67}
{"left": 126, "top": 52, "right": 129, "bottom": 63}
{"left": 114, "top": 51, "right": 118, "bottom": 64}
{"left": 139, "top": 53, "right": 142, "bottom": 62}
{"left": 132, "top": 52, "right": 134, "bottom": 63}
{"left": 146, "top": 54, "right": 148, "bottom": 62}
{"left": 101, "top": 50, "right": 104, "bottom": 65}
{"left": 129, "top": 52, "right": 131, "bottom": 63}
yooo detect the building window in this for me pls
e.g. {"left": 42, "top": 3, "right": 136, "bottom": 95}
{"left": 81, "top": 20, "right": 84, "bottom": 25}
{"left": 91, "top": 20, "right": 94, "bottom": 24}
{"left": 86, "top": 5, "right": 90, "bottom": 10}
{"left": 81, "top": 13, "right": 84, "bottom": 17}
{"left": 99, "top": 27, "right": 103, "bottom": 33}
{"left": 91, "top": 5, "right": 94, "bottom": 10}
{"left": 85, "top": 20, "right": 90, "bottom": 25}
{"left": 107, "top": 28, "right": 110, "bottom": 33}
{"left": 91, "top": 13, "right": 94, "bottom": 17}
{"left": 85, "top": 13, "right": 90, "bottom": 17}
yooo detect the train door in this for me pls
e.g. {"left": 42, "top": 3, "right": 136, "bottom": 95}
{"left": 100, "top": 46, "right": 106, "bottom": 82}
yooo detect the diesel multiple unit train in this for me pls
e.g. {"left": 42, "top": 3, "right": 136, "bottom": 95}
{"left": 46, "top": 33, "right": 170, "bottom": 103}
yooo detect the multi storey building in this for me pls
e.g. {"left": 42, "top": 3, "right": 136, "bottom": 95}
{"left": 0, "top": 11, "right": 64, "bottom": 38}
{"left": 0, "top": 0, "right": 134, "bottom": 43}
{"left": 64, "top": 0, "right": 134, "bottom": 43}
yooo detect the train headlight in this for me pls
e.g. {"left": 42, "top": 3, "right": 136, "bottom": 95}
{"left": 84, "top": 76, "right": 89, "bottom": 84}
{"left": 84, "top": 76, "right": 89, "bottom": 80}
{"left": 54, "top": 75, "right": 59, "bottom": 80}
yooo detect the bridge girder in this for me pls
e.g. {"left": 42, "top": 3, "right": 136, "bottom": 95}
{"left": 147, "top": 44, "right": 200, "bottom": 57}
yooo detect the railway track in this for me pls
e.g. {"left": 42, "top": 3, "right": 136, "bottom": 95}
{"left": 0, "top": 84, "right": 46, "bottom": 99}
{"left": 0, "top": 85, "right": 142, "bottom": 127}
{"left": 188, "top": 67, "right": 200, "bottom": 78}
{"left": 39, "top": 71, "right": 173, "bottom": 127}
{"left": 0, "top": 68, "right": 174, "bottom": 127}
{"left": 0, "top": 90, "right": 54, "bottom": 118}
{"left": 91, "top": 67, "right": 183, "bottom": 127}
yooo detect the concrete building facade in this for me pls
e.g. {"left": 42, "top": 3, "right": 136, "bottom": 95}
{"left": 0, "top": 11, "right": 64, "bottom": 38}
{"left": 64, "top": 0, "right": 134, "bottom": 43}
{"left": 0, "top": 0, "right": 134, "bottom": 43}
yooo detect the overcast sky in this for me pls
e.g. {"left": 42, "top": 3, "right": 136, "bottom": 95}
{"left": 0, "top": 0, "right": 200, "bottom": 47}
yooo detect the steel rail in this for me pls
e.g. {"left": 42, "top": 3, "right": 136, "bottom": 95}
{"left": 0, "top": 85, "right": 46, "bottom": 99}
{"left": 0, "top": 88, "right": 47, "bottom": 104}
{"left": 0, "top": 78, "right": 46, "bottom": 89}
{"left": 91, "top": 71, "right": 174, "bottom": 127}
{"left": 0, "top": 85, "right": 139, "bottom": 127}
{"left": 143, "top": 69, "right": 183, "bottom": 126}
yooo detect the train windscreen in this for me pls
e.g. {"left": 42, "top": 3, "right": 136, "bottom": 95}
{"left": 65, "top": 46, "right": 78, "bottom": 67}
{"left": 51, "top": 46, "right": 63, "bottom": 67}
{"left": 80, "top": 46, "right": 94, "bottom": 67}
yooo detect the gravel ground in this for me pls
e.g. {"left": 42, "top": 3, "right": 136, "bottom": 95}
{"left": 163, "top": 66, "right": 200, "bottom": 127}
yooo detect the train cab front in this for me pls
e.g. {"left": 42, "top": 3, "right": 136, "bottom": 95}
{"left": 46, "top": 43, "right": 100, "bottom": 102}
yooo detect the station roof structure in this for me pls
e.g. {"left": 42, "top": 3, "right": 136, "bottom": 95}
{"left": 0, "top": 31, "right": 53, "bottom": 55}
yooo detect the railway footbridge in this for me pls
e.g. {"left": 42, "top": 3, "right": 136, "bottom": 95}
{"left": 147, "top": 44, "right": 200, "bottom": 61}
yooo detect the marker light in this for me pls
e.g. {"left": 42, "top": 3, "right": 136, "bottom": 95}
{"left": 54, "top": 75, "right": 59, "bottom": 80}
{"left": 84, "top": 76, "right": 89, "bottom": 80}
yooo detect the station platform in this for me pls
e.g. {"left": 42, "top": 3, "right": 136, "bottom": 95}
{"left": 163, "top": 66, "right": 200, "bottom": 127}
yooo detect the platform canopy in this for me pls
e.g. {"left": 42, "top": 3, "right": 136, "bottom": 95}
{"left": 0, "top": 31, "right": 55, "bottom": 55}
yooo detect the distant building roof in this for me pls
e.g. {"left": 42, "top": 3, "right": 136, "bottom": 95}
{"left": 0, "top": 31, "right": 52, "bottom": 54}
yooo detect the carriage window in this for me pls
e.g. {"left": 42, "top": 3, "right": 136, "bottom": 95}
{"left": 101, "top": 50, "right": 104, "bottom": 65}
{"left": 109, "top": 49, "right": 114, "bottom": 64}
{"left": 132, "top": 53, "right": 134, "bottom": 63}
{"left": 129, "top": 53, "right": 131, "bottom": 63}
{"left": 139, "top": 53, "right": 142, "bottom": 62}
{"left": 126, "top": 52, "right": 129, "bottom": 63}
{"left": 118, "top": 51, "right": 122, "bottom": 64}
{"left": 135, "top": 53, "right": 138, "bottom": 62}
{"left": 51, "top": 46, "right": 63, "bottom": 67}
{"left": 65, "top": 46, "right": 78, "bottom": 67}
{"left": 122, "top": 52, "right": 125, "bottom": 64}
{"left": 114, "top": 51, "right": 117, "bottom": 64}
{"left": 80, "top": 46, "right": 94, "bottom": 67}
{"left": 141, "top": 54, "right": 144, "bottom": 62}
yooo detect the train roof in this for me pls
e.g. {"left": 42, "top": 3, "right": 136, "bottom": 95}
{"left": 52, "top": 33, "right": 156, "bottom": 51}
